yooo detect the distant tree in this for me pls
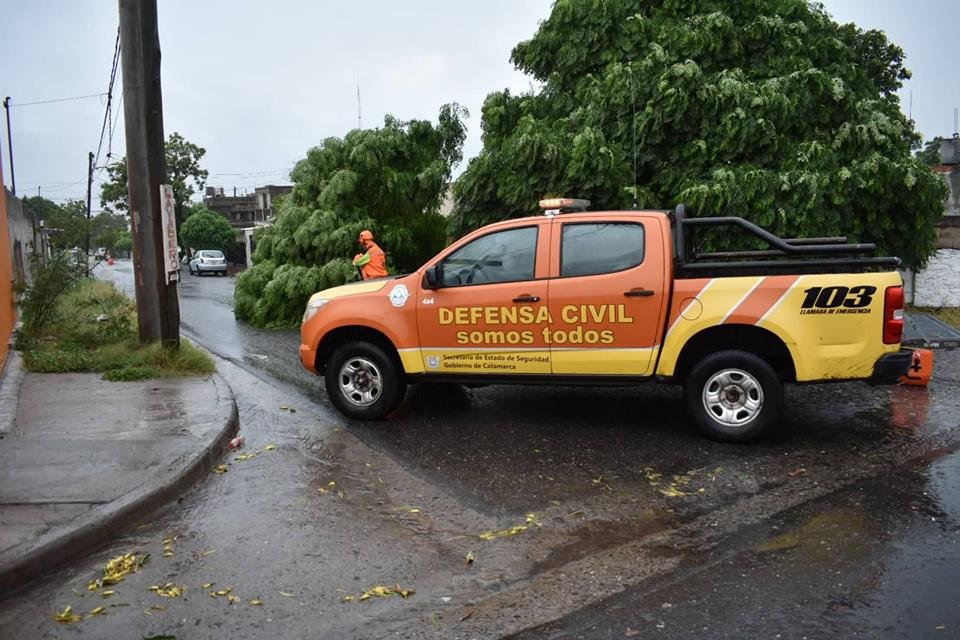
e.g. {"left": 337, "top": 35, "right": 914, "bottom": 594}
{"left": 234, "top": 104, "right": 467, "bottom": 328}
{"left": 179, "top": 209, "right": 236, "bottom": 254}
{"left": 916, "top": 137, "right": 947, "bottom": 166}
{"left": 114, "top": 230, "right": 133, "bottom": 255}
{"left": 453, "top": 0, "right": 948, "bottom": 269}
{"left": 100, "top": 131, "right": 209, "bottom": 231}
{"left": 44, "top": 200, "right": 89, "bottom": 251}
{"left": 21, "top": 195, "right": 62, "bottom": 221}
{"left": 91, "top": 211, "right": 130, "bottom": 253}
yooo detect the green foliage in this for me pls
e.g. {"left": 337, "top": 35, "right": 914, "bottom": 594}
{"left": 916, "top": 137, "right": 947, "bottom": 166}
{"left": 19, "top": 279, "right": 215, "bottom": 379}
{"left": 453, "top": 0, "right": 948, "bottom": 269}
{"left": 114, "top": 231, "right": 133, "bottom": 253}
{"left": 235, "top": 104, "right": 466, "bottom": 327}
{"left": 21, "top": 196, "right": 130, "bottom": 253}
{"left": 100, "top": 131, "right": 208, "bottom": 229}
{"left": 18, "top": 251, "right": 86, "bottom": 333}
{"left": 91, "top": 211, "right": 130, "bottom": 253}
{"left": 180, "top": 207, "right": 236, "bottom": 253}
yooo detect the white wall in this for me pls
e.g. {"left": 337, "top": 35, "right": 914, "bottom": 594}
{"left": 914, "top": 248, "right": 960, "bottom": 307}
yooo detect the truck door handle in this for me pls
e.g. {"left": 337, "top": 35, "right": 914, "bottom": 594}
{"left": 513, "top": 295, "right": 540, "bottom": 303}
{"left": 624, "top": 288, "right": 655, "bottom": 297}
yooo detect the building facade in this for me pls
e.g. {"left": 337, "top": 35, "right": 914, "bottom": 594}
{"left": 202, "top": 184, "right": 292, "bottom": 228}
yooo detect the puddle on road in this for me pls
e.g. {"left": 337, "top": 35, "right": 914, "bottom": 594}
{"left": 928, "top": 449, "right": 960, "bottom": 523}
{"left": 753, "top": 508, "right": 874, "bottom": 560}
{"left": 531, "top": 508, "right": 672, "bottom": 574}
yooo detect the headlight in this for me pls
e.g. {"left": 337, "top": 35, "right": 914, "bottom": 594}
{"left": 302, "top": 298, "right": 330, "bottom": 323}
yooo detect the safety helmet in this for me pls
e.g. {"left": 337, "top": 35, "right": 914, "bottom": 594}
{"left": 358, "top": 230, "right": 374, "bottom": 242}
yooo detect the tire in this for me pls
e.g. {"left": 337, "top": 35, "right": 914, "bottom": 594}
{"left": 324, "top": 341, "right": 406, "bottom": 420}
{"left": 682, "top": 350, "right": 783, "bottom": 443}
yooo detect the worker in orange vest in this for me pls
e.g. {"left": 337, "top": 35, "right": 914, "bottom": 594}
{"left": 352, "top": 229, "right": 388, "bottom": 280}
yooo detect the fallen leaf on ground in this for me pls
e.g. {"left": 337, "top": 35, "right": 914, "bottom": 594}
{"left": 100, "top": 590, "right": 116, "bottom": 598}
{"left": 234, "top": 453, "right": 258, "bottom": 461}
{"left": 199, "top": 548, "right": 217, "bottom": 557}
{"left": 625, "top": 628, "right": 641, "bottom": 637}
{"left": 659, "top": 485, "right": 689, "bottom": 498}
{"left": 249, "top": 598, "right": 263, "bottom": 606}
{"left": 53, "top": 605, "right": 83, "bottom": 623}
{"left": 464, "top": 550, "right": 475, "bottom": 569}
{"left": 278, "top": 591, "right": 295, "bottom": 597}
{"left": 459, "top": 610, "right": 474, "bottom": 622}
{"left": 86, "top": 606, "right": 106, "bottom": 617}
{"left": 936, "top": 624, "right": 947, "bottom": 631}
{"left": 213, "top": 464, "right": 229, "bottom": 474}
{"left": 201, "top": 582, "right": 215, "bottom": 589}
{"left": 142, "top": 604, "right": 167, "bottom": 615}
{"left": 148, "top": 583, "right": 185, "bottom": 598}
{"left": 71, "top": 587, "right": 85, "bottom": 597}
{"left": 211, "top": 587, "right": 234, "bottom": 597}
{"left": 396, "top": 506, "right": 421, "bottom": 514}
{"left": 263, "top": 445, "right": 277, "bottom": 451}
{"left": 340, "top": 595, "right": 354, "bottom": 602}
{"left": 355, "top": 584, "right": 415, "bottom": 601}
{"left": 478, "top": 525, "right": 527, "bottom": 540}
{"left": 788, "top": 467, "right": 808, "bottom": 477}
{"left": 227, "top": 594, "right": 239, "bottom": 604}
{"left": 99, "top": 553, "right": 149, "bottom": 586}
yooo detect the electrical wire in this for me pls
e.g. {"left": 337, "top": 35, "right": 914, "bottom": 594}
{"left": 8, "top": 93, "right": 107, "bottom": 108}
{"left": 93, "top": 26, "right": 121, "bottom": 171}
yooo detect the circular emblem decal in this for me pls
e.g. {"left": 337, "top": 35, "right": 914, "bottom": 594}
{"left": 389, "top": 284, "right": 410, "bottom": 308}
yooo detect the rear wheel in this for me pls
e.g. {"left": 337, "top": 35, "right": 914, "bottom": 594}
{"left": 324, "top": 341, "right": 406, "bottom": 420}
{"left": 683, "top": 350, "right": 783, "bottom": 443}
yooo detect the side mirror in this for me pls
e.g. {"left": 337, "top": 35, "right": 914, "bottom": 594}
{"left": 424, "top": 264, "right": 442, "bottom": 289}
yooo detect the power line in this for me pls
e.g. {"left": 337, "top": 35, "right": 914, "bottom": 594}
{"left": 93, "top": 26, "right": 122, "bottom": 171}
{"left": 8, "top": 93, "right": 107, "bottom": 108}
{"left": 107, "top": 92, "right": 124, "bottom": 162}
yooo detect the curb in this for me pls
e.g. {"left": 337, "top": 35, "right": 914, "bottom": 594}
{"left": 0, "top": 372, "right": 239, "bottom": 595}
{"left": 0, "top": 349, "right": 24, "bottom": 438}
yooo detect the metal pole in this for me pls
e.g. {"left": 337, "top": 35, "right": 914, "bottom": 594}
{"left": 119, "top": 0, "right": 179, "bottom": 347}
{"left": 2, "top": 97, "right": 14, "bottom": 195}
{"left": 85, "top": 151, "right": 94, "bottom": 275}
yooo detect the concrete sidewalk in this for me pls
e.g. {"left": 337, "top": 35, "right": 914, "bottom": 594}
{"left": 0, "top": 359, "right": 238, "bottom": 594}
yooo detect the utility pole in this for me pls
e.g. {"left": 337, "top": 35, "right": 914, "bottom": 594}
{"left": 118, "top": 0, "right": 179, "bottom": 347}
{"left": 2, "top": 97, "right": 14, "bottom": 195}
{"left": 85, "top": 151, "right": 94, "bottom": 274}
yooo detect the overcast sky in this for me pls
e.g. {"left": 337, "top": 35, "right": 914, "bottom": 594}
{"left": 2, "top": 1, "right": 958, "bottom": 210}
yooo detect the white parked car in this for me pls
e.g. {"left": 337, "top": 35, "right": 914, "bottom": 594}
{"left": 189, "top": 250, "right": 227, "bottom": 276}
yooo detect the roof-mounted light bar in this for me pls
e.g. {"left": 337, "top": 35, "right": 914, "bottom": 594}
{"left": 538, "top": 198, "right": 591, "bottom": 215}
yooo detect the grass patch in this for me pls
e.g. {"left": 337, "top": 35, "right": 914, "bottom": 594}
{"left": 909, "top": 306, "right": 960, "bottom": 331}
{"left": 19, "top": 279, "right": 215, "bottom": 380}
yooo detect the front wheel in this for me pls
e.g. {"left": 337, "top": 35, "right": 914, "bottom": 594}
{"left": 683, "top": 350, "right": 783, "bottom": 443}
{"left": 324, "top": 341, "right": 406, "bottom": 420}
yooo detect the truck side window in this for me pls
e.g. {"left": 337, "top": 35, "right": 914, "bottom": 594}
{"left": 561, "top": 223, "right": 645, "bottom": 277}
{"left": 440, "top": 226, "right": 538, "bottom": 286}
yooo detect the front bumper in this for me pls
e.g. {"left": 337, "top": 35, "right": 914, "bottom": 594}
{"left": 868, "top": 349, "right": 914, "bottom": 385}
{"left": 299, "top": 344, "right": 317, "bottom": 374}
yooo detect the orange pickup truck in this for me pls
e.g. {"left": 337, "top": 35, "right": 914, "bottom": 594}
{"left": 299, "top": 200, "right": 912, "bottom": 442}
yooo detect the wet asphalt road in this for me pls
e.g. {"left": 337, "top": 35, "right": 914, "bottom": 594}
{"left": 0, "top": 260, "right": 958, "bottom": 639}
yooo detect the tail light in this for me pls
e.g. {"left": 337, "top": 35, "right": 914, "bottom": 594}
{"left": 883, "top": 286, "right": 905, "bottom": 344}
